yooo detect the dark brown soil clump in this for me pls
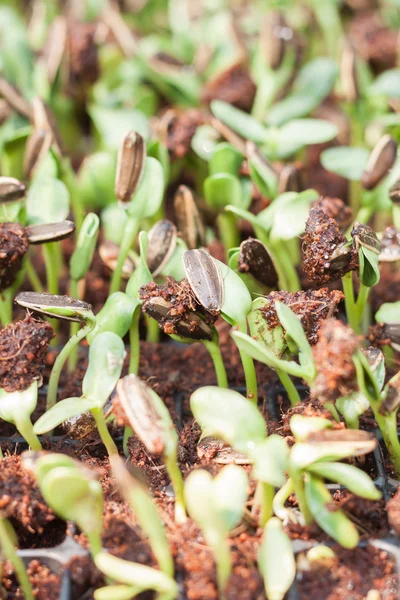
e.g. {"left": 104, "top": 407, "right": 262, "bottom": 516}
{"left": 0, "top": 314, "right": 54, "bottom": 392}
{"left": 303, "top": 207, "right": 358, "bottom": 285}
{"left": 158, "top": 109, "right": 206, "bottom": 159}
{"left": 314, "top": 196, "right": 353, "bottom": 230}
{"left": 349, "top": 11, "right": 399, "bottom": 72}
{"left": 0, "top": 455, "right": 64, "bottom": 547}
{"left": 311, "top": 319, "right": 360, "bottom": 403}
{"left": 202, "top": 63, "right": 256, "bottom": 111}
{"left": 140, "top": 277, "right": 217, "bottom": 338}
{"left": 259, "top": 288, "right": 344, "bottom": 345}
{"left": 0, "top": 223, "right": 29, "bottom": 292}
{"left": 2, "top": 558, "right": 61, "bottom": 600}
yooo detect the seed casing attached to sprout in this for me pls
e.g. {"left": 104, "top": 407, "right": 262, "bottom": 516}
{"left": 174, "top": 185, "right": 205, "bottom": 250}
{"left": 351, "top": 222, "right": 381, "bottom": 255}
{"left": 115, "top": 130, "right": 146, "bottom": 205}
{"left": 238, "top": 238, "right": 278, "bottom": 287}
{"left": 145, "top": 296, "right": 214, "bottom": 341}
{"left": 361, "top": 134, "right": 397, "bottom": 190}
{"left": 0, "top": 177, "right": 26, "bottom": 203}
{"left": 26, "top": 221, "right": 76, "bottom": 244}
{"left": 183, "top": 249, "right": 223, "bottom": 314}
{"left": 146, "top": 220, "right": 177, "bottom": 277}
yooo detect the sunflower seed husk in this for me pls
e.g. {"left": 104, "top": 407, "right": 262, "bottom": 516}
{"left": 210, "top": 117, "right": 246, "bottom": 155}
{"left": 0, "top": 76, "right": 33, "bottom": 120}
{"left": 146, "top": 296, "right": 214, "bottom": 341}
{"left": 42, "top": 16, "right": 68, "bottom": 85}
{"left": 150, "top": 52, "right": 190, "bottom": 75}
{"left": 351, "top": 222, "right": 381, "bottom": 254}
{"left": 260, "top": 11, "right": 289, "bottom": 70}
{"left": 101, "top": 4, "right": 138, "bottom": 58}
{"left": 238, "top": 238, "right": 278, "bottom": 287}
{"left": 0, "top": 177, "right": 26, "bottom": 203}
{"left": 389, "top": 179, "right": 400, "bottom": 204}
{"left": 173, "top": 185, "right": 205, "bottom": 249}
{"left": 26, "top": 220, "right": 76, "bottom": 244}
{"left": 383, "top": 323, "right": 400, "bottom": 353}
{"left": 115, "top": 374, "right": 166, "bottom": 455}
{"left": 340, "top": 41, "right": 359, "bottom": 103}
{"left": 197, "top": 436, "right": 251, "bottom": 465}
{"left": 277, "top": 164, "right": 302, "bottom": 194}
{"left": 328, "top": 242, "right": 353, "bottom": 272}
{"left": 63, "top": 396, "right": 113, "bottom": 439}
{"left": 115, "top": 130, "right": 146, "bottom": 205}
{"left": 15, "top": 291, "right": 92, "bottom": 322}
{"left": 24, "top": 129, "right": 53, "bottom": 179}
{"left": 362, "top": 346, "right": 384, "bottom": 373}
{"left": 146, "top": 220, "right": 177, "bottom": 277}
{"left": 361, "top": 134, "right": 397, "bottom": 190}
{"left": 306, "top": 429, "right": 376, "bottom": 456}
{"left": 32, "top": 97, "right": 64, "bottom": 154}
{"left": 380, "top": 372, "right": 400, "bottom": 414}
{"left": 99, "top": 241, "right": 135, "bottom": 279}
{"left": 183, "top": 249, "right": 223, "bottom": 314}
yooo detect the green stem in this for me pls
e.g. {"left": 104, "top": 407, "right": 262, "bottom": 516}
{"left": 91, "top": 407, "right": 118, "bottom": 456}
{"left": 68, "top": 279, "right": 80, "bottom": 373}
{"left": 61, "top": 158, "right": 84, "bottom": 231}
{"left": 355, "top": 283, "right": 370, "bottom": 324}
{"left": 15, "top": 418, "right": 42, "bottom": 450}
{"left": 259, "top": 483, "right": 274, "bottom": 527}
{"left": 0, "top": 294, "right": 12, "bottom": 327}
{"left": 123, "top": 426, "right": 133, "bottom": 457}
{"left": 146, "top": 315, "right": 160, "bottom": 343}
{"left": 110, "top": 217, "right": 139, "bottom": 294}
{"left": 237, "top": 321, "right": 258, "bottom": 403}
{"left": 273, "top": 478, "right": 294, "bottom": 521}
{"left": 165, "top": 452, "right": 186, "bottom": 524}
{"left": 372, "top": 409, "right": 400, "bottom": 477}
{"left": 270, "top": 239, "right": 300, "bottom": 291}
{"left": 129, "top": 309, "right": 140, "bottom": 375}
{"left": 276, "top": 369, "right": 301, "bottom": 407}
{"left": 217, "top": 212, "right": 239, "bottom": 258}
{"left": 290, "top": 469, "right": 312, "bottom": 525}
{"left": 25, "top": 256, "right": 43, "bottom": 292}
{"left": 47, "top": 320, "right": 95, "bottom": 410}
{"left": 325, "top": 401, "right": 340, "bottom": 422}
{"left": 202, "top": 337, "right": 228, "bottom": 388}
{"left": 86, "top": 531, "right": 103, "bottom": 560}
{"left": 342, "top": 272, "right": 360, "bottom": 333}
{"left": 0, "top": 519, "right": 35, "bottom": 600}
{"left": 43, "top": 243, "right": 59, "bottom": 295}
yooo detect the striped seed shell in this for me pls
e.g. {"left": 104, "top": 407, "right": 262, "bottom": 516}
{"left": 183, "top": 249, "right": 223, "bottom": 314}
{"left": 238, "top": 238, "right": 278, "bottom": 287}
{"left": 24, "top": 129, "right": 53, "bottom": 179}
{"left": 115, "top": 130, "right": 146, "bottom": 205}
{"left": 26, "top": 220, "right": 76, "bottom": 244}
{"left": 146, "top": 220, "right": 177, "bottom": 277}
{"left": 173, "top": 185, "right": 205, "bottom": 250}
{"left": 0, "top": 177, "right": 26, "bottom": 203}
{"left": 361, "top": 134, "right": 397, "bottom": 190}
{"left": 145, "top": 296, "right": 214, "bottom": 341}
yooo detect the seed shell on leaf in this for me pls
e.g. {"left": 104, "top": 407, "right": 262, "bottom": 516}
{"left": 26, "top": 221, "right": 76, "bottom": 244}
{"left": 183, "top": 249, "right": 223, "bottom": 314}
{"left": 146, "top": 220, "right": 177, "bottom": 277}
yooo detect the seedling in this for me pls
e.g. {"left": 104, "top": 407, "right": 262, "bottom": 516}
{"left": 110, "top": 131, "right": 165, "bottom": 294}
{"left": 15, "top": 292, "right": 96, "bottom": 410}
{"left": 0, "top": 382, "right": 42, "bottom": 450}
{"left": 113, "top": 374, "right": 186, "bottom": 522}
{"left": 185, "top": 465, "right": 248, "bottom": 594}
{"left": 258, "top": 518, "right": 295, "bottom": 600}
{"left": 232, "top": 301, "right": 316, "bottom": 405}
{"left": 286, "top": 417, "right": 380, "bottom": 547}
{"left": 93, "top": 552, "right": 178, "bottom": 600}
{"left": 0, "top": 515, "right": 34, "bottom": 600}
{"left": 34, "top": 332, "right": 125, "bottom": 455}
{"left": 27, "top": 452, "right": 104, "bottom": 557}
{"left": 110, "top": 455, "right": 174, "bottom": 576}
{"left": 183, "top": 249, "right": 257, "bottom": 401}
{"left": 68, "top": 212, "right": 100, "bottom": 371}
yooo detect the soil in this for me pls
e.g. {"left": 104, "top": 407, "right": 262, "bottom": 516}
{"left": 311, "top": 319, "right": 360, "bottom": 403}
{"left": 0, "top": 223, "right": 28, "bottom": 292}
{"left": 2, "top": 558, "right": 61, "bottom": 600}
{"left": 348, "top": 11, "right": 399, "bottom": 72}
{"left": 0, "top": 314, "right": 54, "bottom": 392}
{"left": 303, "top": 207, "right": 358, "bottom": 285}
{"left": 297, "top": 544, "right": 399, "bottom": 599}
{"left": 201, "top": 63, "right": 256, "bottom": 112}
{"left": 157, "top": 109, "right": 206, "bottom": 160}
